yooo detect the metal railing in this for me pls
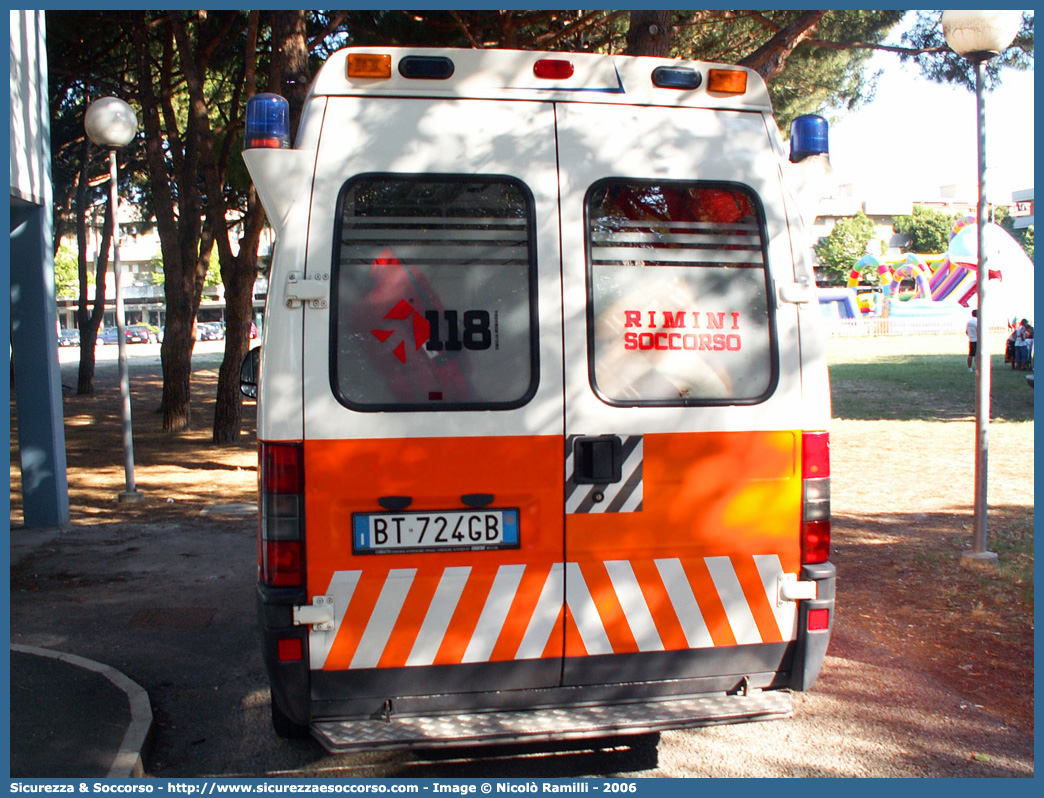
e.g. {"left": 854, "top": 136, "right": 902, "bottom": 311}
{"left": 823, "top": 316, "right": 1007, "bottom": 338}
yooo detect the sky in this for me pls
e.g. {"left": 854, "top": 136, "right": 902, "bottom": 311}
{"left": 826, "top": 15, "right": 1035, "bottom": 202}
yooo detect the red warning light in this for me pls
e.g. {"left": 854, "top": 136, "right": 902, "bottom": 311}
{"left": 534, "top": 59, "right": 574, "bottom": 80}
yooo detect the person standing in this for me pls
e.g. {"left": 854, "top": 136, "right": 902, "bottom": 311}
{"left": 1014, "top": 318, "right": 1032, "bottom": 371}
{"left": 966, "top": 310, "right": 978, "bottom": 372}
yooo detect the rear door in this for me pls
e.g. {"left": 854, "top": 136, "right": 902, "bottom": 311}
{"left": 556, "top": 103, "right": 805, "bottom": 685}
{"left": 299, "top": 97, "right": 567, "bottom": 697}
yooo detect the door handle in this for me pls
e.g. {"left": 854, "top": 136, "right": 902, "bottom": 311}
{"left": 572, "top": 435, "right": 623, "bottom": 484}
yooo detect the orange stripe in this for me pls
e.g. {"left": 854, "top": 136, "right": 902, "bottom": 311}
{"left": 541, "top": 606, "right": 565, "bottom": 659}
{"left": 581, "top": 562, "right": 638, "bottom": 654}
{"left": 323, "top": 570, "right": 387, "bottom": 670}
{"left": 490, "top": 563, "right": 552, "bottom": 662}
{"left": 733, "top": 556, "right": 783, "bottom": 644}
{"left": 433, "top": 567, "right": 497, "bottom": 665}
{"left": 376, "top": 571, "right": 438, "bottom": 668}
{"left": 681, "top": 558, "right": 736, "bottom": 647}
{"left": 632, "top": 559, "right": 689, "bottom": 651}
{"left": 563, "top": 603, "right": 586, "bottom": 658}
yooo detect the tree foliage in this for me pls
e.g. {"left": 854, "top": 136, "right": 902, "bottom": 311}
{"left": 995, "top": 205, "right": 1035, "bottom": 262}
{"left": 47, "top": 9, "right": 1034, "bottom": 441}
{"left": 893, "top": 206, "right": 958, "bottom": 255}
{"left": 814, "top": 211, "right": 876, "bottom": 282}
{"left": 53, "top": 242, "right": 80, "bottom": 299}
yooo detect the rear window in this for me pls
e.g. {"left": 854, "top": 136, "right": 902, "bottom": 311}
{"left": 330, "top": 175, "right": 538, "bottom": 411}
{"left": 586, "top": 180, "right": 778, "bottom": 405}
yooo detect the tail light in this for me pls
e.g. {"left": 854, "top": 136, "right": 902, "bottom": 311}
{"left": 259, "top": 442, "right": 305, "bottom": 587}
{"left": 801, "top": 432, "right": 831, "bottom": 564}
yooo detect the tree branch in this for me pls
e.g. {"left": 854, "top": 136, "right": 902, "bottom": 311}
{"left": 738, "top": 10, "right": 826, "bottom": 79}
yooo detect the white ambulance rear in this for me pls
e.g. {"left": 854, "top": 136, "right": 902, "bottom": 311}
{"left": 241, "top": 47, "right": 834, "bottom": 751}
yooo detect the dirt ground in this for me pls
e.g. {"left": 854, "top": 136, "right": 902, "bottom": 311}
{"left": 10, "top": 342, "right": 1035, "bottom": 739}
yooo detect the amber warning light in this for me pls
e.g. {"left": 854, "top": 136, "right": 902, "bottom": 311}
{"left": 707, "top": 69, "right": 748, "bottom": 95}
{"left": 348, "top": 53, "right": 392, "bottom": 79}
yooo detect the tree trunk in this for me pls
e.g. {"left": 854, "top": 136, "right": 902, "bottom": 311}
{"left": 76, "top": 158, "right": 109, "bottom": 396}
{"left": 625, "top": 10, "right": 673, "bottom": 57}
{"left": 738, "top": 11, "right": 826, "bottom": 80}
{"left": 135, "top": 14, "right": 209, "bottom": 432}
{"left": 272, "top": 10, "right": 311, "bottom": 136}
{"left": 213, "top": 10, "right": 310, "bottom": 443}
{"left": 212, "top": 262, "right": 257, "bottom": 442}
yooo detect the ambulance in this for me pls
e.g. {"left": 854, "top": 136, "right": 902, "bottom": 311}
{"left": 240, "top": 46, "right": 834, "bottom": 751}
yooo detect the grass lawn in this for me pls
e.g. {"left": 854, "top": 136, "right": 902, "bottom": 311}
{"left": 827, "top": 332, "right": 1034, "bottom": 423}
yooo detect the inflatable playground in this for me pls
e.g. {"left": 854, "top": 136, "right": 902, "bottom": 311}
{"left": 819, "top": 216, "right": 1035, "bottom": 332}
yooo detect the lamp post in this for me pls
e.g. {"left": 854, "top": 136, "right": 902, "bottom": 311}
{"left": 85, "top": 97, "right": 143, "bottom": 503}
{"left": 941, "top": 11, "right": 1021, "bottom": 567}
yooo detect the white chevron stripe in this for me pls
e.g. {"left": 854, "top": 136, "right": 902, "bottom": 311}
{"left": 350, "top": 569, "right": 416, "bottom": 669}
{"left": 705, "top": 556, "right": 761, "bottom": 645}
{"left": 753, "top": 554, "right": 798, "bottom": 641}
{"left": 515, "top": 563, "right": 565, "bottom": 659}
{"left": 654, "top": 558, "right": 714, "bottom": 648}
{"left": 462, "top": 564, "right": 526, "bottom": 663}
{"left": 564, "top": 562, "right": 613, "bottom": 655}
{"left": 605, "top": 560, "right": 663, "bottom": 651}
{"left": 565, "top": 484, "right": 586, "bottom": 514}
{"left": 311, "top": 570, "right": 362, "bottom": 670}
{"left": 620, "top": 438, "right": 643, "bottom": 479}
{"left": 407, "top": 567, "right": 472, "bottom": 667}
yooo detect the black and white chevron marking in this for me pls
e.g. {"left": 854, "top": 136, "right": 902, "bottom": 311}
{"left": 565, "top": 435, "right": 644, "bottom": 514}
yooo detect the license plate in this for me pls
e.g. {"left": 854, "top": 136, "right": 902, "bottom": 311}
{"left": 352, "top": 508, "right": 520, "bottom": 554}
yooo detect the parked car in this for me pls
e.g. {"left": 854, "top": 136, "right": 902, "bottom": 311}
{"left": 96, "top": 327, "right": 120, "bottom": 345}
{"left": 125, "top": 325, "right": 152, "bottom": 344}
{"left": 197, "top": 322, "right": 225, "bottom": 341}
{"left": 58, "top": 329, "right": 80, "bottom": 347}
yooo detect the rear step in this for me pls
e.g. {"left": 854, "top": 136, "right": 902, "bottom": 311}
{"left": 312, "top": 690, "right": 793, "bottom": 751}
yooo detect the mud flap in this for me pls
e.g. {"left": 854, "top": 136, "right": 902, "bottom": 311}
{"left": 789, "top": 561, "right": 835, "bottom": 691}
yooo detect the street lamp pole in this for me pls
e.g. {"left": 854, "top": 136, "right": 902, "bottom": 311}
{"left": 85, "top": 97, "right": 142, "bottom": 503}
{"left": 941, "top": 11, "right": 1021, "bottom": 567}
{"left": 969, "top": 53, "right": 993, "bottom": 565}
{"left": 108, "top": 147, "right": 140, "bottom": 501}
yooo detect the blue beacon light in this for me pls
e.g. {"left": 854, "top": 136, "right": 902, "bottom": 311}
{"left": 245, "top": 93, "right": 290, "bottom": 149}
{"left": 789, "top": 114, "right": 829, "bottom": 162}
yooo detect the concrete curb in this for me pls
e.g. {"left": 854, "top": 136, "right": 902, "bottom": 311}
{"left": 11, "top": 644, "right": 154, "bottom": 778}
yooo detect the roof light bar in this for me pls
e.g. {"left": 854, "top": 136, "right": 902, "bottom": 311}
{"left": 707, "top": 69, "right": 748, "bottom": 95}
